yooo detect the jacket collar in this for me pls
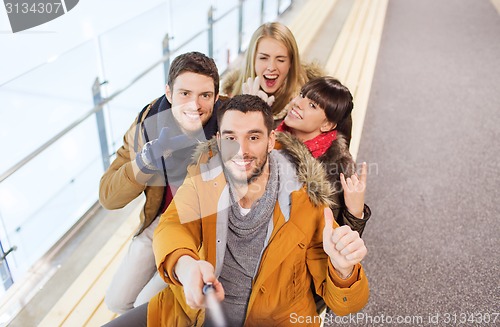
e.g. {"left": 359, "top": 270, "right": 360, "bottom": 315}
{"left": 275, "top": 132, "right": 335, "bottom": 207}
{"left": 191, "top": 136, "right": 334, "bottom": 207}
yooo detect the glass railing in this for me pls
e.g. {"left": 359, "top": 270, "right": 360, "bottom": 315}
{"left": 0, "top": 0, "right": 292, "bottom": 296}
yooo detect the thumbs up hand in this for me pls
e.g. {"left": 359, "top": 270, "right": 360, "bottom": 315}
{"left": 323, "top": 208, "right": 367, "bottom": 279}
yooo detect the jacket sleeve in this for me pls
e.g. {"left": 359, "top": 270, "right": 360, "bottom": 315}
{"left": 337, "top": 204, "right": 372, "bottom": 237}
{"left": 99, "top": 117, "right": 147, "bottom": 209}
{"left": 153, "top": 166, "right": 203, "bottom": 285}
{"left": 307, "top": 210, "right": 369, "bottom": 316}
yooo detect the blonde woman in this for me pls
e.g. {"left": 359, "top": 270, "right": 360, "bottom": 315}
{"left": 223, "top": 22, "right": 324, "bottom": 123}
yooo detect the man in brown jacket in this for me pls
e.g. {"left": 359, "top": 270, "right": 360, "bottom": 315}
{"left": 99, "top": 51, "right": 224, "bottom": 313}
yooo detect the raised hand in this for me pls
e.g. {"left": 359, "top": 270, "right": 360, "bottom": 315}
{"left": 135, "top": 127, "right": 195, "bottom": 174}
{"left": 174, "top": 256, "right": 225, "bottom": 309}
{"left": 242, "top": 77, "right": 275, "bottom": 106}
{"left": 323, "top": 208, "right": 367, "bottom": 279}
{"left": 340, "top": 162, "right": 367, "bottom": 218}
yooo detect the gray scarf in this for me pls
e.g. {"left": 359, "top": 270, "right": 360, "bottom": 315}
{"left": 228, "top": 154, "right": 279, "bottom": 238}
{"left": 215, "top": 154, "right": 279, "bottom": 327}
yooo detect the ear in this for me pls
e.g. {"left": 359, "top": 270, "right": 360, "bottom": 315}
{"left": 268, "top": 130, "right": 276, "bottom": 153}
{"left": 165, "top": 84, "right": 172, "bottom": 103}
{"left": 320, "top": 120, "right": 336, "bottom": 133}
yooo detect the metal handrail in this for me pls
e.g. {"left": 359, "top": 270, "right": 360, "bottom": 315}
{"left": 0, "top": 104, "right": 104, "bottom": 184}
{"left": 0, "top": 25, "right": 210, "bottom": 184}
{"left": 212, "top": 5, "right": 239, "bottom": 23}
{"left": 0, "top": 1, "right": 281, "bottom": 183}
{"left": 0, "top": 2, "right": 170, "bottom": 89}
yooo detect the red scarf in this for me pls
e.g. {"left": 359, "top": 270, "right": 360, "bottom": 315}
{"left": 277, "top": 121, "right": 337, "bottom": 158}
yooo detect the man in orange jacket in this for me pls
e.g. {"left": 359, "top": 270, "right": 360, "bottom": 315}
{"left": 104, "top": 95, "right": 369, "bottom": 327}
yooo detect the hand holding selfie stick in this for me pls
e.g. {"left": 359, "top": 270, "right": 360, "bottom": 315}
{"left": 203, "top": 283, "right": 227, "bottom": 327}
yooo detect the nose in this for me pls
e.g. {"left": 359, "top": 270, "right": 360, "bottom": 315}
{"left": 237, "top": 139, "right": 250, "bottom": 157}
{"left": 291, "top": 96, "right": 302, "bottom": 110}
{"left": 193, "top": 97, "right": 201, "bottom": 110}
{"left": 267, "top": 61, "right": 276, "bottom": 72}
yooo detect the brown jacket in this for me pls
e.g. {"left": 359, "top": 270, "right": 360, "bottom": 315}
{"left": 99, "top": 96, "right": 165, "bottom": 235}
{"left": 99, "top": 95, "right": 222, "bottom": 235}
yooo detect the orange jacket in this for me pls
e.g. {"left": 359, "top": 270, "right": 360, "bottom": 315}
{"left": 150, "top": 139, "right": 369, "bottom": 326}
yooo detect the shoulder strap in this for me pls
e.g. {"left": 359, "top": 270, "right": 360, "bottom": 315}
{"left": 133, "top": 96, "right": 163, "bottom": 152}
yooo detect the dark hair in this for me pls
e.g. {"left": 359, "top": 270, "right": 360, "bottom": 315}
{"left": 168, "top": 52, "right": 219, "bottom": 96}
{"left": 217, "top": 95, "right": 274, "bottom": 134}
{"left": 300, "top": 77, "right": 353, "bottom": 138}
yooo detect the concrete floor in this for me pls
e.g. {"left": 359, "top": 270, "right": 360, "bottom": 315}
{"left": 327, "top": 0, "right": 500, "bottom": 325}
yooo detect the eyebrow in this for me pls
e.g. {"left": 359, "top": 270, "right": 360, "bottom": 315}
{"left": 248, "top": 129, "right": 265, "bottom": 134}
{"left": 221, "top": 129, "right": 265, "bottom": 135}
{"left": 257, "top": 52, "right": 288, "bottom": 59}
{"left": 177, "top": 89, "right": 214, "bottom": 95}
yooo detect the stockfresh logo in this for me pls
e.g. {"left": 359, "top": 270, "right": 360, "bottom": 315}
{"left": 3, "top": 0, "right": 79, "bottom": 33}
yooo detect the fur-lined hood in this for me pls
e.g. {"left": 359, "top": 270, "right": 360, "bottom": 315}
{"left": 190, "top": 136, "right": 334, "bottom": 207}
{"left": 221, "top": 68, "right": 241, "bottom": 97}
{"left": 276, "top": 131, "right": 356, "bottom": 203}
{"left": 190, "top": 137, "right": 219, "bottom": 164}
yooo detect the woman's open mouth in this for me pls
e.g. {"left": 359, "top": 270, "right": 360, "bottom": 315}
{"left": 263, "top": 74, "right": 278, "bottom": 88}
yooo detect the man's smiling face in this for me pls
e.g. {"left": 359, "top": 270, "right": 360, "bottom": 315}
{"left": 167, "top": 72, "right": 217, "bottom": 133}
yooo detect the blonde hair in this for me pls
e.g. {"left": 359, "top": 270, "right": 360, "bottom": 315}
{"left": 231, "top": 22, "right": 307, "bottom": 117}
